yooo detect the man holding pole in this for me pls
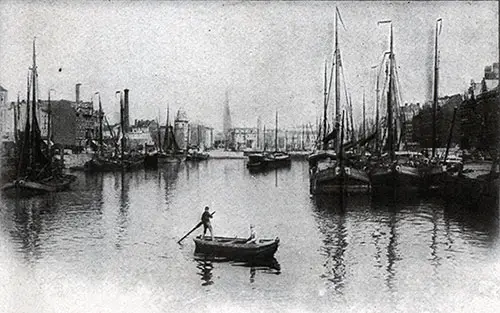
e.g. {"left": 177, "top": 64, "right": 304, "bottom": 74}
{"left": 201, "top": 206, "right": 214, "bottom": 241}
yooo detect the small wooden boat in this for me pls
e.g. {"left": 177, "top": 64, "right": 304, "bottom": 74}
{"left": 2, "top": 39, "right": 77, "bottom": 195}
{"left": 186, "top": 150, "right": 210, "bottom": 161}
{"left": 2, "top": 174, "right": 77, "bottom": 193}
{"left": 193, "top": 235, "right": 279, "bottom": 260}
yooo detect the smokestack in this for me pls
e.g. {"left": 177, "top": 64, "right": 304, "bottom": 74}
{"left": 75, "top": 83, "right": 81, "bottom": 103}
{"left": 123, "top": 88, "right": 129, "bottom": 132}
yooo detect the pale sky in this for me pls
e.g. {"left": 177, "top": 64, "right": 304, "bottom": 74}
{"left": 0, "top": 1, "right": 498, "bottom": 131}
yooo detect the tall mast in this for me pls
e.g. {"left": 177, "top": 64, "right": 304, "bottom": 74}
{"left": 31, "top": 38, "right": 37, "bottom": 162}
{"left": 256, "top": 117, "right": 260, "bottom": 150}
{"left": 165, "top": 105, "right": 170, "bottom": 151}
{"left": 117, "top": 91, "right": 125, "bottom": 161}
{"left": 275, "top": 111, "right": 278, "bottom": 151}
{"left": 96, "top": 92, "right": 103, "bottom": 155}
{"left": 388, "top": 22, "right": 394, "bottom": 161}
{"left": 432, "top": 18, "right": 442, "bottom": 158}
{"left": 263, "top": 125, "right": 266, "bottom": 151}
{"left": 375, "top": 66, "right": 380, "bottom": 152}
{"left": 157, "top": 117, "right": 162, "bottom": 153}
{"left": 362, "top": 90, "right": 366, "bottom": 139}
{"left": 14, "top": 93, "right": 19, "bottom": 144}
{"left": 47, "top": 89, "right": 52, "bottom": 165}
{"left": 302, "top": 124, "right": 305, "bottom": 150}
{"left": 334, "top": 8, "right": 341, "bottom": 151}
{"left": 378, "top": 20, "right": 395, "bottom": 161}
{"left": 323, "top": 60, "right": 328, "bottom": 149}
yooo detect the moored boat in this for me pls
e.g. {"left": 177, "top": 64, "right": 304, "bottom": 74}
{"left": 193, "top": 235, "right": 279, "bottom": 260}
{"left": 2, "top": 39, "right": 77, "bottom": 195}
{"left": 247, "top": 112, "right": 291, "bottom": 172}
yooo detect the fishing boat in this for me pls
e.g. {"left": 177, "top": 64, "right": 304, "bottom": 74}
{"left": 155, "top": 106, "right": 185, "bottom": 163}
{"left": 247, "top": 111, "right": 291, "bottom": 171}
{"left": 2, "top": 39, "right": 77, "bottom": 194}
{"left": 368, "top": 21, "right": 421, "bottom": 192}
{"left": 186, "top": 149, "right": 210, "bottom": 161}
{"left": 193, "top": 235, "right": 280, "bottom": 260}
{"left": 308, "top": 8, "right": 371, "bottom": 195}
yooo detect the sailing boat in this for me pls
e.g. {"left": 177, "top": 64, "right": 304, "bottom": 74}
{"left": 157, "top": 105, "right": 185, "bottom": 163}
{"left": 420, "top": 18, "right": 449, "bottom": 191}
{"left": 369, "top": 21, "right": 421, "bottom": 192}
{"left": 186, "top": 124, "right": 210, "bottom": 161}
{"left": 308, "top": 8, "right": 371, "bottom": 195}
{"left": 84, "top": 91, "right": 143, "bottom": 171}
{"left": 2, "top": 39, "right": 77, "bottom": 194}
{"left": 247, "top": 111, "right": 291, "bottom": 171}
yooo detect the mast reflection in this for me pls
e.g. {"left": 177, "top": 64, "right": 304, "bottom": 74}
{"left": 312, "top": 195, "right": 348, "bottom": 294}
{"left": 115, "top": 171, "right": 130, "bottom": 249}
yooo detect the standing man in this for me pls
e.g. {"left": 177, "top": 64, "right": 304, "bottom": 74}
{"left": 201, "top": 206, "right": 214, "bottom": 241}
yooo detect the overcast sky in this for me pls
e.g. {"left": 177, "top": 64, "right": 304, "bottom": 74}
{"left": 0, "top": 1, "right": 498, "bottom": 131}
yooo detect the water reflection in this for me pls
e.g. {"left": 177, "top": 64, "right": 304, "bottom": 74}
{"left": 442, "top": 196, "right": 499, "bottom": 244}
{"left": 232, "top": 257, "right": 281, "bottom": 284}
{"left": 11, "top": 197, "right": 44, "bottom": 263}
{"left": 311, "top": 195, "right": 348, "bottom": 293}
{"left": 163, "top": 163, "right": 182, "bottom": 201}
{"left": 195, "top": 257, "right": 214, "bottom": 286}
{"left": 385, "top": 209, "right": 398, "bottom": 292}
{"left": 194, "top": 255, "right": 281, "bottom": 286}
{"left": 115, "top": 171, "right": 130, "bottom": 249}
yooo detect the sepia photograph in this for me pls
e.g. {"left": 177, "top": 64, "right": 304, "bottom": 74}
{"left": 0, "top": 1, "right": 499, "bottom": 312}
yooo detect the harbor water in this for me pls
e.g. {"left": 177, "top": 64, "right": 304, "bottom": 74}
{"left": 1, "top": 159, "right": 499, "bottom": 313}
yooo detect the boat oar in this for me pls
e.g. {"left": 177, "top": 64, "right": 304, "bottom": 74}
{"left": 177, "top": 211, "right": 215, "bottom": 244}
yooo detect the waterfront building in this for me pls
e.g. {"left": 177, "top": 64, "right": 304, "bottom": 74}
{"left": 460, "top": 63, "right": 499, "bottom": 153}
{"left": 0, "top": 85, "right": 13, "bottom": 142}
{"left": 229, "top": 127, "right": 258, "bottom": 150}
{"left": 188, "top": 122, "right": 214, "bottom": 150}
{"left": 128, "top": 119, "right": 155, "bottom": 149}
{"left": 174, "top": 108, "right": 189, "bottom": 151}
{"left": 412, "top": 95, "right": 462, "bottom": 152}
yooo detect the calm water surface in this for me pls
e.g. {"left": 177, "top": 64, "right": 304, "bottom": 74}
{"left": 1, "top": 160, "right": 500, "bottom": 313}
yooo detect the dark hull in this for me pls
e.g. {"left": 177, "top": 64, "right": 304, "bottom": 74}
{"left": 442, "top": 172, "right": 499, "bottom": 203}
{"left": 2, "top": 174, "right": 77, "bottom": 194}
{"left": 186, "top": 152, "right": 210, "bottom": 161}
{"left": 84, "top": 157, "right": 144, "bottom": 172}
{"left": 193, "top": 235, "right": 279, "bottom": 260}
{"left": 144, "top": 153, "right": 158, "bottom": 169}
{"left": 310, "top": 166, "right": 370, "bottom": 194}
{"left": 370, "top": 165, "right": 421, "bottom": 192}
{"left": 158, "top": 153, "right": 185, "bottom": 164}
{"left": 419, "top": 165, "right": 448, "bottom": 191}
{"left": 247, "top": 153, "right": 291, "bottom": 171}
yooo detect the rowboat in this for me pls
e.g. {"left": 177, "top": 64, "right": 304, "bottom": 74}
{"left": 193, "top": 235, "right": 279, "bottom": 260}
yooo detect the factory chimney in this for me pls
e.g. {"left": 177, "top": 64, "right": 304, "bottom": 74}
{"left": 123, "top": 88, "right": 129, "bottom": 133}
{"left": 75, "top": 83, "right": 82, "bottom": 103}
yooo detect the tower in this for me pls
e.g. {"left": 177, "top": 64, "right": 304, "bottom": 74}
{"left": 222, "top": 90, "right": 232, "bottom": 150}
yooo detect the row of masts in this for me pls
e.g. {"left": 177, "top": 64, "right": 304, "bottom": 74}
{"left": 315, "top": 11, "right": 444, "bottom": 160}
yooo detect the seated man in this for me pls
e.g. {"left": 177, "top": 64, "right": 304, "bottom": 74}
{"left": 246, "top": 224, "right": 258, "bottom": 244}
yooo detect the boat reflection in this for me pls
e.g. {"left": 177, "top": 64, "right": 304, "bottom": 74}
{"left": 231, "top": 257, "right": 281, "bottom": 283}
{"left": 194, "top": 255, "right": 281, "bottom": 286}
{"left": 163, "top": 162, "right": 182, "bottom": 201}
